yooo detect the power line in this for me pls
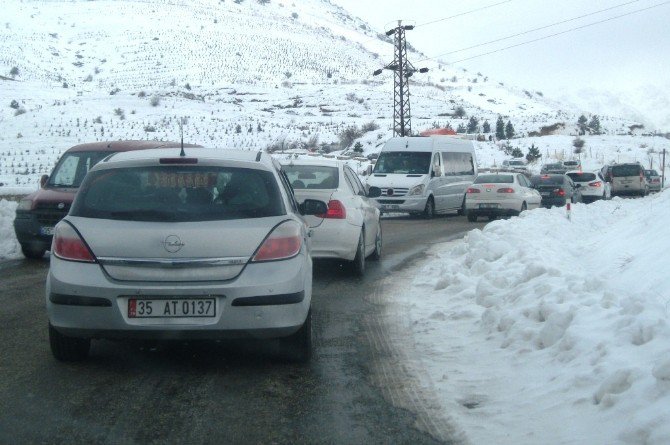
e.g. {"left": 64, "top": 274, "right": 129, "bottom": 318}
{"left": 424, "top": 0, "right": 643, "bottom": 59}
{"left": 416, "top": 0, "right": 513, "bottom": 27}
{"left": 422, "top": 1, "right": 670, "bottom": 65}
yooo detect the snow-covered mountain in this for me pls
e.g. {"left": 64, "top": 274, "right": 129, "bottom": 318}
{"left": 0, "top": 0, "right": 663, "bottom": 189}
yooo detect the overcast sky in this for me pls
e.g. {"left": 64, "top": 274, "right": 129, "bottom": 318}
{"left": 331, "top": 0, "right": 670, "bottom": 96}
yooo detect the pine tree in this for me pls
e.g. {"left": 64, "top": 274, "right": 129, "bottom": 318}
{"left": 505, "top": 120, "right": 515, "bottom": 139}
{"left": 526, "top": 144, "right": 541, "bottom": 163}
{"left": 511, "top": 147, "right": 523, "bottom": 158}
{"left": 454, "top": 106, "right": 466, "bottom": 118}
{"left": 495, "top": 116, "right": 505, "bottom": 140}
{"left": 577, "top": 115, "right": 588, "bottom": 135}
{"left": 466, "top": 116, "right": 479, "bottom": 134}
{"left": 482, "top": 120, "right": 491, "bottom": 133}
{"left": 588, "top": 115, "right": 601, "bottom": 134}
{"left": 456, "top": 123, "right": 466, "bottom": 133}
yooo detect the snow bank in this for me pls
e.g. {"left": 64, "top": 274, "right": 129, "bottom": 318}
{"left": 0, "top": 200, "right": 21, "bottom": 259}
{"left": 396, "top": 192, "right": 670, "bottom": 445}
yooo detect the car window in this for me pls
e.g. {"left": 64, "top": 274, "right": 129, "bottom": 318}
{"left": 443, "top": 152, "right": 475, "bottom": 175}
{"left": 344, "top": 167, "right": 363, "bottom": 195}
{"left": 277, "top": 168, "right": 299, "bottom": 213}
{"left": 72, "top": 166, "right": 285, "bottom": 221}
{"left": 567, "top": 172, "right": 596, "bottom": 182}
{"left": 530, "top": 175, "right": 565, "bottom": 185}
{"left": 49, "top": 151, "right": 113, "bottom": 188}
{"left": 518, "top": 175, "right": 530, "bottom": 187}
{"left": 283, "top": 165, "right": 339, "bottom": 190}
{"left": 474, "top": 174, "right": 514, "bottom": 184}
{"left": 345, "top": 166, "right": 366, "bottom": 194}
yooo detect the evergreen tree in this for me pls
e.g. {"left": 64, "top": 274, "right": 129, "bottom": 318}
{"left": 526, "top": 144, "right": 541, "bottom": 163}
{"left": 577, "top": 114, "right": 588, "bottom": 135}
{"left": 466, "top": 116, "right": 479, "bottom": 134}
{"left": 511, "top": 147, "right": 524, "bottom": 158}
{"left": 482, "top": 120, "right": 491, "bottom": 133}
{"left": 588, "top": 115, "right": 601, "bottom": 134}
{"left": 454, "top": 106, "right": 466, "bottom": 118}
{"left": 505, "top": 120, "right": 515, "bottom": 139}
{"left": 495, "top": 115, "right": 505, "bottom": 140}
{"left": 456, "top": 123, "right": 466, "bottom": 133}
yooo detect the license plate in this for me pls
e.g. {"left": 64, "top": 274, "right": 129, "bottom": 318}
{"left": 479, "top": 203, "right": 499, "bottom": 209}
{"left": 540, "top": 192, "right": 550, "bottom": 197}
{"left": 40, "top": 226, "right": 54, "bottom": 236}
{"left": 382, "top": 204, "right": 400, "bottom": 210}
{"left": 128, "top": 298, "right": 216, "bottom": 318}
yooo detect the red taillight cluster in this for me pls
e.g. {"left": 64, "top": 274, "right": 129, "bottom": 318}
{"left": 466, "top": 188, "right": 480, "bottom": 194}
{"left": 497, "top": 188, "right": 515, "bottom": 194}
{"left": 52, "top": 223, "right": 96, "bottom": 263}
{"left": 317, "top": 200, "right": 346, "bottom": 219}
{"left": 554, "top": 188, "right": 566, "bottom": 197}
{"left": 588, "top": 181, "right": 602, "bottom": 188}
{"left": 252, "top": 221, "right": 302, "bottom": 262}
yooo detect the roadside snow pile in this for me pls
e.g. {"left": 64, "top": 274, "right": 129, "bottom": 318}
{"left": 0, "top": 200, "right": 21, "bottom": 259}
{"left": 397, "top": 192, "right": 670, "bottom": 445}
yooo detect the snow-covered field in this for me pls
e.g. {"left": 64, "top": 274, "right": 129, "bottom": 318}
{"left": 388, "top": 191, "right": 670, "bottom": 445}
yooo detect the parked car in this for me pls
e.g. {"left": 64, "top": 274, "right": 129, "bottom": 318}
{"left": 607, "top": 162, "right": 648, "bottom": 197}
{"left": 644, "top": 169, "right": 662, "bottom": 193}
{"left": 282, "top": 159, "right": 382, "bottom": 276}
{"left": 566, "top": 170, "right": 611, "bottom": 203}
{"left": 14, "top": 140, "right": 200, "bottom": 259}
{"left": 46, "top": 148, "right": 328, "bottom": 363}
{"left": 465, "top": 172, "right": 541, "bottom": 222}
{"left": 501, "top": 159, "right": 528, "bottom": 173}
{"left": 540, "top": 163, "right": 567, "bottom": 174}
{"left": 530, "top": 174, "right": 582, "bottom": 207}
{"left": 562, "top": 160, "right": 581, "bottom": 170}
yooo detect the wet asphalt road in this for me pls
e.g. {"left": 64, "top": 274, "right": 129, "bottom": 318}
{"left": 0, "top": 214, "right": 485, "bottom": 445}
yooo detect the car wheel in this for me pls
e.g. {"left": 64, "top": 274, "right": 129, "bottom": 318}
{"left": 280, "top": 309, "right": 312, "bottom": 363}
{"left": 49, "top": 323, "right": 90, "bottom": 362}
{"left": 517, "top": 202, "right": 527, "bottom": 216}
{"left": 21, "top": 244, "right": 46, "bottom": 260}
{"left": 467, "top": 212, "right": 477, "bottom": 222}
{"left": 423, "top": 197, "right": 435, "bottom": 219}
{"left": 351, "top": 231, "right": 365, "bottom": 276}
{"left": 457, "top": 196, "right": 466, "bottom": 216}
{"left": 370, "top": 222, "right": 382, "bottom": 261}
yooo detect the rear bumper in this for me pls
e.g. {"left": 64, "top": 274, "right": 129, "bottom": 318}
{"left": 540, "top": 197, "right": 568, "bottom": 207}
{"left": 47, "top": 254, "right": 312, "bottom": 340}
{"left": 309, "top": 220, "right": 360, "bottom": 261}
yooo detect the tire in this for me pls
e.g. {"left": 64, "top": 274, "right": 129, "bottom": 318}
{"left": 21, "top": 244, "right": 46, "bottom": 260}
{"left": 370, "top": 222, "right": 382, "bottom": 261}
{"left": 49, "top": 323, "right": 90, "bottom": 362}
{"left": 423, "top": 197, "right": 435, "bottom": 219}
{"left": 350, "top": 231, "right": 365, "bottom": 276}
{"left": 280, "top": 309, "right": 312, "bottom": 363}
{"left": 517, "top": 202, "right": 527, "bottom": 216}
{"left": 457, "top": 196, "right": 466, "bottom": 216}
{"left": 467, "top": 212, "right": 477, "bottom": 222}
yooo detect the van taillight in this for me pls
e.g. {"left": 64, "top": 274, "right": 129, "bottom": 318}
{"left": 317, "top": 200, "right": 346, "bottom": 219}
{"left": 52, "top": 223, "right": 96, "bottom": 263}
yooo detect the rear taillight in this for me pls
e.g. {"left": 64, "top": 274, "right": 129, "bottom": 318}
{"left": 252, "top": 221, "right": 302, "bottom": 262}
{"left": 497, "top": 188, "right": 515, "bottom": 193}
{"left": 52, "top": 223, "right": 96, "bottom": 263}
{"left": 466, "top": 188, "right": 480, "bottom": 194}
{"left": 317, "top": 200, "right": 346, "bottom": 219}
{"left": 588, "top": 181, "right": 602, "bottom": 187}
{"left": 554, "top": 188, "right": 566, "bottom": 197}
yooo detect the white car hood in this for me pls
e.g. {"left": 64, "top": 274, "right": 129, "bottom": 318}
{"left": 366, "top": 173, "right": 427, "bottom": 189}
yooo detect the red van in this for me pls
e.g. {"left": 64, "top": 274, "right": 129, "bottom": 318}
{"left": 13, "top": 140, "right": 200, "bottom": 259}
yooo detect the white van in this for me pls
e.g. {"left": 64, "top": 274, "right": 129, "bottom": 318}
{"left": 366, "top": 136, "right": 477, "bottom": 217}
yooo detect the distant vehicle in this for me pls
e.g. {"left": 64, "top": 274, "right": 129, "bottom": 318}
{"left": 366, "top": 136, "right": 477, "bottom": 218}
{"left": 46, "top": 148, "right": 327, "bottom": 363}
{"left": 530, "top": 174, "right": 582, "bottom": 207}
{"left": 644, "top": 169, "right": 662, "bottom": 192}
{"left": 540, "top": 163, "right": 567, "bottom": 174}
{"left": 501, "top": 159, "right": 529, "bottom": 173}
{"left": 282, "top": 159, "right": 382, "bottom": 276}
{"left": 566, "top": 170, "right": 611, "bottom": 203}
{"left": 465, "top": 172, "right": 541, "bottom": 222}
{"left": 13, "top": 140, "right": 200, "bottom": 259}
{"left": 608, "top": 163, "right": 648, "bottom": 197}
{"left": 562, "top": 160, "right": 581, "bottom": 170}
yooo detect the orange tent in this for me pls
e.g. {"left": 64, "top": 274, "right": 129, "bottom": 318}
{"left": 419, "top": 128, "right": 457, "bottom": 136}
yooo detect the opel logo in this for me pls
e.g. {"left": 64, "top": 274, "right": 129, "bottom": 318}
{"left": 162, "top": 235, "right": 185, "bottom": 253}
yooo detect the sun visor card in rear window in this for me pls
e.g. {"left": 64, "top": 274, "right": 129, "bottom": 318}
{"left": 71, "top": 166, "right": 285, "bottom": 222}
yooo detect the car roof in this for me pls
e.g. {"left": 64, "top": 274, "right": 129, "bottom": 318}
{"left": 96, "top": 148, "right": 273, "bottom": 169}
{"left": 64, "top": 140, "right": 201, "bottom": 153}
{"left": 565, "top": 170, "right": 596, "bottom": 175}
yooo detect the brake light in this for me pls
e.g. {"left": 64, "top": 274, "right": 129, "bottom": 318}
{"left": 252, "top": 221, "right": 302, "bottom": 262}
{"left": 159, "top": 158, "right": 198, "bottom": 164}
{"left": 466, "top": 188, "right": 480, "bottom": 194}
{"left": 52, "top": 223, "right": 96, "bottom": 263}
{"left": 317, "top": 200, "right": 346, "bottom": 219}
{"left": 554, "top": 188, "right": 566, "bottom": 197}
{"left": 497, "top": 188, "right": 515, "bottom": 193}
{"left": 588, "top": 181, "right": 602, "bottom": 187}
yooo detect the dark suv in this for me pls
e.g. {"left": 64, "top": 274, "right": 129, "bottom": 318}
{"left": 14, "top": 140, "right": 199, "bottom": 259}
{"left": 530, "top": 174, "right": 582, "bottom": 207}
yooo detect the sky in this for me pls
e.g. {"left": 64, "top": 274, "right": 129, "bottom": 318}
{"left": 331, "top": 0, "right": 670, "bottom": 97}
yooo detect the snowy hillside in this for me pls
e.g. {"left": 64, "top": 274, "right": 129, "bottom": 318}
{"left": 0, "top": 0, "right": 662, "bottom": 191}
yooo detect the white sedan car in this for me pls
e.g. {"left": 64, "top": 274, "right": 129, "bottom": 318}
{"left": 465, "top": 172, "right": 541, "bottom": 222}
{"left": 566, "top": 170, "right": 611, "bottom": 203}
{"left": 282, "top": 160, "right": 382, "bottom": 276}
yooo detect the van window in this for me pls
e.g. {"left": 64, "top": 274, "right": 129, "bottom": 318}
{"left": 373, "top": 152, "right": 431, "bottom": 174}
{"left": 611, "top": 165, "right": 641, "bottom": 177}
{"left": 442, "top": 152, "right": 475, "bottom": 176}
{"left": 49, "top": 151, "right": 113, "bottom": 188}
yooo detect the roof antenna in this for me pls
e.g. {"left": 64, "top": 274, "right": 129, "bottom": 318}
{"left": 179, "top": 117, "right": 186, "bottom": 157}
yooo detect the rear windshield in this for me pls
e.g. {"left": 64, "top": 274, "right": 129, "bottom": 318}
{"left": 645, "top": 170, "right": 658, "bottom": 176}
{"left": 474, "top": 174, "right": 514, "bottom": 184}
{"left": 48, "top": 150, "right": 113, "bottom": 188}
{"left": 530, "top": 175, "right": 564, "bottom": 185}
{"left": 566, "top": 172, "right": 596, "bottom": 182}
{"left": 612, "top": 165, "right": 641, "bottom": 177}
{"left": 283, "top": 165, "right": 339, "bottom": 189}
{"left": 543, "top": 164, "right": 563, "bottom": 170}
{"left": 373, "top": 152, "right": 431, "bottom": 174}
{"left": 71, "top": 166, "right": 284, "bottom": 221}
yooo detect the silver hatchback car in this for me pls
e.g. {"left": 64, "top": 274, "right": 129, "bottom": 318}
{"left": 46, "top": 148, "right": 326, "bottom": 362}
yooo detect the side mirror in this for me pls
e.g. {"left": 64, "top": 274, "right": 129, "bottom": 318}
{"left": 40, "top": 175, "right": 49, "bottom": 188}
{"left": 367, "top": 186, "right": 382, "bottom": 198}
{"left": 299, "top": 199, "right": 328, "bottom": 216}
